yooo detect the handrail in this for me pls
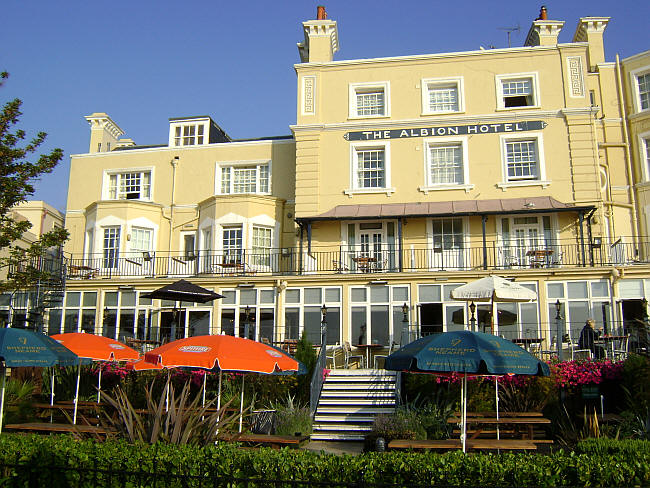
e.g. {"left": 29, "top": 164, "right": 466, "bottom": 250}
{"left": 309, "top": 324, "right": 328, "bottom": 417}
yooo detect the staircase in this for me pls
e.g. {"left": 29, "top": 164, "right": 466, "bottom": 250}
{"left": 311, "top": 369, "right": 398, "bottom": 441}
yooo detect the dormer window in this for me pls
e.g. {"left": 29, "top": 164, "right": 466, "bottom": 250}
{"left": 106, "top": 171, "right": 152, "bottom": 200}
{"left": 174, "top": 124, "right": 204, "bottom": 146}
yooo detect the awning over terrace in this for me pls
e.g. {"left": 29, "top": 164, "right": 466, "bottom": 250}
{"left": 295, "top": 196, "right": 596, "bottom": 270}
{"left": 295, "top": 196, "right": 594, "bottom": 222}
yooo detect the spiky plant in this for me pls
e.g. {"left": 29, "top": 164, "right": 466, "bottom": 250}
{"left": 100, "top": 376, "right": 240, "bottom": 446}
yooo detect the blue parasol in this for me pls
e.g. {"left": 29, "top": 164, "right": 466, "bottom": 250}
{"left": 384, "top": 331, "right": 549, "bottom": 452}
{"left": 0, "top": 328, "right": 82, "bottom": 433}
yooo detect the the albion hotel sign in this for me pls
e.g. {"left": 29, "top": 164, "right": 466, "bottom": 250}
{"left": 344, "top": 120, "right": 547, "bottom": 141}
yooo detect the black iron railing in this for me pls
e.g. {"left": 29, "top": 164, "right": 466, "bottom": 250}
{"left": 64, "top": 239, "right": 650, "bottom": 280}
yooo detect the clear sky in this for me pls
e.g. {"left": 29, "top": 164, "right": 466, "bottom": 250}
{"left": 2, "top": 0, "right": 648, "bottom": 212}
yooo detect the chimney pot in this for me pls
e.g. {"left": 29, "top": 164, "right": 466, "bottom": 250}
{"left": 537, "top": 6, "right": 548, "bottom": 21}
{"left": 317, "top": 5, "right": 327, "bottom": 20}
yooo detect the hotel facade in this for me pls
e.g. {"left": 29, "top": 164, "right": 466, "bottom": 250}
{"left": 15, "top": 8, "right": 650, "bottom": 358}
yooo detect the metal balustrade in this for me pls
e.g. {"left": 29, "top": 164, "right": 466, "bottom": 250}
{"left": 64, "top": 239, "right": 650, "bottom": 280}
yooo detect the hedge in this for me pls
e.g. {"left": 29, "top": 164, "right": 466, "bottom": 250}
{"left": 0, "top": 435, "right": 649, "bottom": 487}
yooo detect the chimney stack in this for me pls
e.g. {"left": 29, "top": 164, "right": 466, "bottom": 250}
{"left": 297, "top": 6, "right": 339, "bottom": 63}
{"left": 525, "top": 5, "right": 564, "bottom": 47}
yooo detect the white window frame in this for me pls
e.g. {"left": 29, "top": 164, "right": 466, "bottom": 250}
{"left": 497, "top": 132, "right": 550, "bottom": 189}
{"left": 495, "top": 72, "right": 540, "bottom": 110}
{"left": 215, "top": 160, "right": 272, "bottom": 195}
{"left": 349, "top": 284, "right": 410, "bottom": 346}
{"left": 345, "top": 141, "right": 394, "bottom": 196}
{"left": 251, "top": 225, "right": 273, "bottom": 268}
{"left": 421, "top": 77, "right": 464, "bottom": 115}
{"left": 103, "top": 168, "right": 154, "bottom": 201}
{"left": 129, "top": 227, "right": 153, "bottom": 254}
{"left": 419, "top": 136, "right": 473, "bottom": 193}
{"left": 168, "top": 119, "right": 210, "bottom": 147}
{"left": 348, "top": 81, "right": 390, "bottom": 119}
{"left": 630, "top": 66, "right": 650, "bottom": 114}
{"left": 638, "top": 130, "right": 650, "bottom": 182}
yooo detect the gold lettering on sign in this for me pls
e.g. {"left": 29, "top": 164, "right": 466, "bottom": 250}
{"left": 303, "top": 76, "right": 315, "bottom": 115}
{"left": 567, "top": 57, "right": 584, "bottom": 98}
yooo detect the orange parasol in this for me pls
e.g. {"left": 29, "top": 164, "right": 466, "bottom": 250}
{"left": 144, "top": 335, "right": 305, "bottom": 431}
{"left": 143, "top": 335, "right": 302, "bottom": 374}
{"left": 51, "top": 333, "right": 139, "bottom": 361}
{"left": 51, "top": 333, "right": 140, "bottom": 423}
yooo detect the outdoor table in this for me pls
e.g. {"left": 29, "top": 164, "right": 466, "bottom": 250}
{"left": 447, "top": 416, "right": 550, "bottom": 440}
{"left": 216, "top": 433, "right": 309, "bottom": 449}
{"left": 4, "top": 422, "right": 116, "bottom": 436}
{"left": 526, "top": 249, "right": 553, "bottom": 268}
{"left": 596, "top": 335, "right": 628, "bottom": 359}
{"left": 352, "top": 256, "right": 377, "bottom": 272}
{"left": 388, "top": 438, "right": 540, "bottom": 451}
{"left": 68, "top": 265, "right": 98, "bottom": 279}
{"left": 354, "top": 343, "right": 383, "bottom": 368}
{"left": 512, "top": 338, "right": 543, "bottom": 352}
{"left": 276, "top": 339, "right": 299, "bottom": 355}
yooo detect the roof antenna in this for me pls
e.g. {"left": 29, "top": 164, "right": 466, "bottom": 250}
{"left": 498, "top": 24, "right": 520, "bottom": 48}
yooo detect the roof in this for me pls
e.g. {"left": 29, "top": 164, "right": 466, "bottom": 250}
{"left": 296, "top": 197, "right": 594, "bottom": 222}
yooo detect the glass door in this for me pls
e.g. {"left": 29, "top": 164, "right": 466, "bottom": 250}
{"left": 430, "top": 218, "right": 464, "bottom": 270}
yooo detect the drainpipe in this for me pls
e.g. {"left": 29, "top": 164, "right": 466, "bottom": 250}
{"left": 579, "top": 212, "right": 586, "bottom": 266}
{"left": 166, "top": 156, "right": 180, "bottom": 256}
{"left": 481, "top": 216, "right": 488, "bottom": 270}
{"left": 615, "top": 54, "right": 640, "bottom": 246}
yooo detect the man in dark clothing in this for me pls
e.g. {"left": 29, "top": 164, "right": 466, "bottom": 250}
{"left": 578, "top": 319, "right": 604, "bottom": 359}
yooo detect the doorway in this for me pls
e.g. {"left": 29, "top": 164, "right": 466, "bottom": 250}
{"left": 419, "top": 303, "right": 443, "bottom": 336}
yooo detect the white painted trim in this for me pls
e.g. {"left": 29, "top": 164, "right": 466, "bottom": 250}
{"left": 168, "top": 118, "right": 211, "bottom": 147}
{"left": 419, "top": 135, "right": 471, "bottom": 192}
{"left": 214, "top": 160, "right": 273, "bottom": 196}
{"left": 346, "top": 141, "right": 392, "bottom": 196}
{"left": 629, "top": 65, "right": 650, "bottom": 114}
{"left": 638, "top": 130, "right": 650, "bottom": 182}
{"left": 420, "top": 76, "right": 465, "bottom": 115}
{"left": 101, "top": 167, "right": 155, "bottom": 202}
{"left": 348, "top": 81, "right": 390, "bottom": 119}
{"left": 301, "top": 75, "right": 316, "bottom": 116}
{"left": 494, "top": 72, "right": 541, "bottom": 111}
{"left": 498, "top": 131, "right": 547, "bottom": 188}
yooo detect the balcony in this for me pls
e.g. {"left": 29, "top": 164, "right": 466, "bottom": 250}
{"left": 65, "top": 238, "right": 650, "bottom": 280}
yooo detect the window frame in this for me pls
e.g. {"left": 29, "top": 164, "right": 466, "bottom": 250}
{"left": 495, "top": 72, "right": 540, "bottom": 110}
{"left": 630, "top": 66, "right": 650, "bottom": 113}
{"left": 638, "top": 130, "right": 650, "bottom": 182}
{"left": 103, "top": 168, "right": 153, "bottom": 201}
{"left": 345, "top": 141, "right": 394, "bottom": 196}
{"left": 421, "top": 77, "right": 464, "bottom": 115}
{"left": 348, "top": 81, "right": 390, "bottom": 119}
{"left": 216, "top": 160, "right": 272, "bottom": 195}
{"left": 497, "top": 132, "right": 549, "bottom": 189}
{"left": 169, "top": 119, "right": 210, "bottom": 147}
{"left": 419, "top": 136, "right": 473, "bottom": 193}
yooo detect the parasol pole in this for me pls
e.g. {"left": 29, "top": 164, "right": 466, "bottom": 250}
{"left": 97, "top": 363, "right": 102, "bottom": 404}
{"left": 202, "top": 371, "right": 207, "bottom": 407}
{"left": 165, "top": 370, "right": 170, "bottom": 413}
{"left": 491, "top": 295, "right": 497, "bottom": 336}
{"left": 73, "top": 359, "right": 82, "bottom": 425}
{"left": 49, "top": 368, "right": 56, "bottom": 423}
{"left": 495, "top": 377, "right": 500, "bottom": 441}
{"left": 0, "top": 363, "right": 6, "bottom": 434}
{"left": 215, "top": 370, "right": 223, "bottom": 440}
{"left": 462, "top": 371, "right": 467, "bottom": 453}
{"left": 238, "top": 374, "right": 245, "bottom": 433}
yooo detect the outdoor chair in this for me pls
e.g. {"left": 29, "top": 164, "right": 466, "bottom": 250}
{"left": 325, "top": 343, "right": 341, "bottom": 368}
{"left": 539, "top": 336, "right": 557, "bottom": 361}
{"left": 373, "top": 341, "right": 396, "bottom": 369}
{"left": 343, "top": 341, "right": 364, "bottom": 368}
{"left": 613, "top": 335, "right": 630, "bottom": 361}
{"left": 569, "top": 336, "right": 593, "bottom": 360}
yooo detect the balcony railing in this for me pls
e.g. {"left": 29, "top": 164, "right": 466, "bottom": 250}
{"left": 65, "top": 239, "right": 650, "bottom": 280}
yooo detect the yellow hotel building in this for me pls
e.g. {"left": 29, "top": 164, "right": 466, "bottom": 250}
{"left": 36, "top": 7, "right": 650, "bottom": 358}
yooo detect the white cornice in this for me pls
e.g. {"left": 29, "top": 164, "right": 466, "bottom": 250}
{"left": 70, "top": 138, "right": 294, "bottom": 158}
{"left": 622, "top": 50, "right": 650, "bottom": 63}
{"left": 294, "top": 43, "right": 588, "bottom": 71}
{"left": 291, "top": 110, "right": 565, "bottom": 133}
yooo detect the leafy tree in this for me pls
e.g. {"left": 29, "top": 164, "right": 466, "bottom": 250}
{"left": 0, "top": 71, "right": 68, "bottom": 293}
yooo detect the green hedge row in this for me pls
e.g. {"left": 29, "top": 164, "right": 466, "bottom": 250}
{"left": 0, "top": 435, "right": 649, "bottom": 487}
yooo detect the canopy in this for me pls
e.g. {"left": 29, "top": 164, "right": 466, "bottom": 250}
{"left": 0, "top": 328, "right": 80, "bottom": 368}
{"left": 141, "top": 279, "right": 225, "bottom": 303}
{"left": 144, "top": 335, "right": 306, "bottom": 374}
{"left": 51, "top": 333, "right": 139, "bottom": 361}
{"left": 385, "top": 330, "right": 549, "bottom": 376}
{"left": 450, "top": 276, "right": 537, "bottom": 303}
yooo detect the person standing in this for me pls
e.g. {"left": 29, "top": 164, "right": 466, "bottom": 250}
{"left": 578, "top": 319, "right": 604, "bottom": 359}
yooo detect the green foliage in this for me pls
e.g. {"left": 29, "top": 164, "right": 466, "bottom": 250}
{"left": 622, "top": 354, "right": 650, "bottom": 413}
{"left": 293, "top": 332, "right": 317, "bottom": 404}
{"left": 0, "top": 71, "right": 68, "bottom": 292}
{"left": 269, "top": 394, "right": 312, "bottom": 436}
{"left": 41, "top": 365, "right": 98, "bottom": 403}
{"left": 0, "top": 435, "right": 650, "bottom": 487}
{"left": 100, "top": 377, "right": 240, "bottom": 446}
{"left": 0, "top": 378, "right": 34, "bottom": 424}
{"left": 498, "top": 376, "right": 555, "bottom": 413}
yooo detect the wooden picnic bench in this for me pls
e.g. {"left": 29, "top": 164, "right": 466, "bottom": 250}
{"left": 216, "top": 433, "right": 309, "bottom": 449}
{"left": 388, "top": 438, "right": 541, "bottom": 451}
{"left": 454, "top": 411, "right": 544, "bottom": 417}
{"left": 4, "top": 422, "right": 116, "bottom": 436}
{"left": 447, "top": 416, "right": 551, "bottom": 440}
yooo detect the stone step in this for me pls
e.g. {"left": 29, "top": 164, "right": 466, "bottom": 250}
{"left": 314, "top": 414, "right": 377, "bottom": 423}
{"left": 318, "top": 398, "right": 395, "bottom": 406}
{"left": 320, "top": 391, "right": 395, "bottom": 398}
{"left": 315, "top": 406, "right": 395, "bottom": 415}
{"left": 322, "top": 383, "right": 395, "bottom": 390}
{"left": 310, "top": 432, "right": 366, "bottom": 441}
{"left": 313, "top": 423, "right": 373, "bottom": 432}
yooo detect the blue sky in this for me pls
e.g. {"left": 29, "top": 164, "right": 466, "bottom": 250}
{"left": 2, "top": 0, "right": 648, "bottom": 212}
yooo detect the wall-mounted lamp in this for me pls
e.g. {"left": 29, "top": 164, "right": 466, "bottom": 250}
{"left": 117, "top": 285, "right": 134, "bottom": 290}
{"left": 401, "top": 303, "right": 409, "bottom": 323}
{"left": 591, "top": 237, "right": 602, "bottom": 248}
{"left": 369, "top": 280, "right": 388, "bottom": 285}
{"left": 237, "top": 283, "right": 255, "bottom": 288}
{"left": 142, "top": 251, "right": 152, "bottom": 261}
